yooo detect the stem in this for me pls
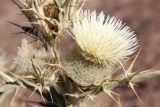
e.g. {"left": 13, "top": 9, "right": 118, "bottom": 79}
{"left": 103, "top": 70, "right": 160, "bottom": 91}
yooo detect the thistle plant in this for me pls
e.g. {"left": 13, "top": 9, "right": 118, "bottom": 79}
{"left": 0, "top": 0, "right": 160, "bottom": 107}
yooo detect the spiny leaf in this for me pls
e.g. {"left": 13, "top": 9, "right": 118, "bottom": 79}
{"left": 0, "top": 71, "right": 14, "bottom": 83}
{"left": 0, "top": 84, "right": 19, "bottom": 93}
{"left": 103, "top": 70, "right": 160, "bottom": 91}
{"left": 9, "top": 72, "right": 37, "bottom": 88}
{"left": 131, "top": 70, "right": 160, "bottom": 83}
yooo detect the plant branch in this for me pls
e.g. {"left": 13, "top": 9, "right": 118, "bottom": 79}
{"left": 103, "top": 70, "right": 160, "bottom": 91}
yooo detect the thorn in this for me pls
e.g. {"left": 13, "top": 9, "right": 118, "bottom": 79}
{"left": 9, "top": 88, "right": 19, "bottom": 106}
{"left": 104, "top": 90, "right": 121, "bottom": 106}
{"left": 126, "top": 49, "right": 141, "bottom": 75}
{"left": 21, "top": 8, "right": 33, "bottom": 11}
{"left": 7, "top": 21, "right": 22, "bottom": 28}
{"left": 117, "top": 96, "right": 122, "bottom": 107}
{"left": 119, "top": 61, "right": 127, "bottom": 77}
{"left": 28, "top": 88, "right": 38, "bottom": 100}
{"left": 11, "top": 0, "right": 23, "bottom": 9}
{"left": 29, "top": 104, "right": 39, "bottom": 107}
{"left": 87, "top": 95, "right": 99, "bottom": 107}
{"left": 19, "top": 0, "right": 29, "bottom": 7}
{"left": 23, "top": 22, "right": 39, "bottom": 25}
{"left": 15, "top": 13, "right": 24, "bottom": 16}
{"left": 119, "top": 49, "right": 141, "bottom": 78}
{"left": 12, "top": 32, "right": 26, "bottom": 35}
{"left": 78, "top": 0, "right": 87, "bottom": 10}
{"left": 46, "top": 88, "right": 54, "bottom": 103}
{"left": 8, "top": 21, "right": 39, "bottom": 38}
{"left": 39, "top": 88, "right": 46, "bottom": 104}
{"left": 64, "top": 93, "right": 79, "bottom": 99}
{"left": 28, "top": 39, "right": 38, "bottom": 44}
{"left": 129, "top": 82, "right": 143, "bottom": 103}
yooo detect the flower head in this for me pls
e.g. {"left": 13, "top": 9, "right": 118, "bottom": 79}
{"left": 70, "top": 10, "right": 139, "bottom": 65}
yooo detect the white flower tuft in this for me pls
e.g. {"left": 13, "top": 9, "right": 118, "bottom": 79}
{"left": 71, "top": 10, "right": 139, "bottom": 65}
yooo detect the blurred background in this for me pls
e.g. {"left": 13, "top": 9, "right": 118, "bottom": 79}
{"left": 0, "top": 0, "right": 160, "bottom": 107}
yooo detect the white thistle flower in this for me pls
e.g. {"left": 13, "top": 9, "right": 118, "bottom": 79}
{"left": 70, "top": 10, "right": 139, "bottom": 65}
